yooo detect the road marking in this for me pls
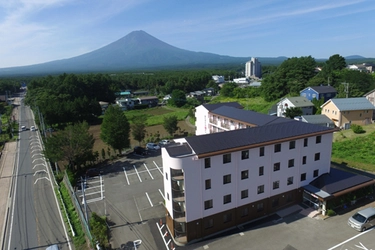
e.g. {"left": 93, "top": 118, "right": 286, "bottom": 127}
{"left": 34, "top": 177, "right": 50, "bottom": 184}
{"left": 125, "top": 167, "right": 160, "bottom": 176}
{"left": 123, "top": 167, "right": 130, "bottom": 185}
{"left": 153, "top": 161, "right": 163, "bottom": 175}
{"left": 146, "top": 192, "right": 154, "bottom": 207}
{"left": 133, "top": 165, "right": 142, "bottom": 182}
{"left": 327, "top": 228, "right": 374, "bottom": 250}
{"left": 144, "top": 163, "right": 154, "bottom": 179}
{"left": 32, "top": 163, "right": 46, "bottom": 169}
{"left": 32, "top": 158, "right": 44, "bottom": 163}
{"left": 86, "top": 197, "right": 105, "bottom": 204}
{"left": 33, "top": 170, "right": 47, "bottom": 175}
{"left": 158, "top": 189, "right": 165, "bottom": 200}
{"left": 134, "top": 196, "right": 143, "bottom": 221}
{"left": 31, "top": 153, "right": 44, "bottom": 158}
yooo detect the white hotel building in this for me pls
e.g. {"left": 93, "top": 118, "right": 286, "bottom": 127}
{"left": 162, "top": 103, "right": 335, "bottom": 245}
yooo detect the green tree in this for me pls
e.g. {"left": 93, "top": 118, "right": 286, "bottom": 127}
{"left": 311, "top": 98, "right": 325, "bottom": 114}
{"left": 283, "top": 107, "right": 303, "bottom": 119}
{"left": 220, "top": 82, "right": 238, "bottom": 97}
{"left": 131, "top": 116, "right": 147, "bottom": 145}
{"left": 100, "top": 105, "right": 130, "bottom": 155}
{"left": 89, "top": 212, "right": 109, "bottom": 248}
{"left": 326, "top": 54, "right": 346, "bottom": 72}
{"left": 43, "top": 121, "right": 95, "bottom": 171}
{"left": 163, "top": 115, "right": 179, "bottom": 136}
{"left": 169, "top": 89, "right": 187, "bottom": 107}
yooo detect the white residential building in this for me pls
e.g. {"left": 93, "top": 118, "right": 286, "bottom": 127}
{"left": 163, "top": 120, "right": 334, "bottom": 245}
{"left": 245, "top": 57, "right": 262, "bottom": 79}
{"left": 276, "top": 96, "right": 314, "bottom": 117}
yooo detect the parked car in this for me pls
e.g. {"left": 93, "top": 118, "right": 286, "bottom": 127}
{"left": 146, "top": 143, "right": 160, "bottom": 150}
{"left": 21, "top": 125, "right": 26, "bottom": 131}
{"left": 347, "top": 207, "right": 375, "bottom": 231}
{"left": 159, "top": 139, "right": 170, "bottom": 146}
{"left": 134, "top": 146, "right": 148, "bottom": 155}
{"left": 30, "top": 126, "right": 36, "bottom": 131}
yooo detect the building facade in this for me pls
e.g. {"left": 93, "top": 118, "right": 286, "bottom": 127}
{"left": 276, "top": 96, "right": 314, "bottom": 117}
{"left": 245, "top": 57, "right": 262, "bottom": 79}
{"left": 163, "top": 110, "right": 334, "bottom": 245}
{"left": 300, "top": 86, "right": 337, "bottom": 102}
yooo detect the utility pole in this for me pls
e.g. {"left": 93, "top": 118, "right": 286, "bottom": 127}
{"left": 342, "top": 82, "right": 349, "bottom": 98}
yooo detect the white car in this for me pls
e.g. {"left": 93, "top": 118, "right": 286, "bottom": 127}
{"left": 146, "top": 143, "right": 160, "bottom": 150}
{"left": 21, "top": 125, "right": 26, "bottom": 131}
{"left": 159, "top": 139, "right": 171, "bottom": 146}
{"left": 30, "top": 126, "right": 36, "bottom": 131}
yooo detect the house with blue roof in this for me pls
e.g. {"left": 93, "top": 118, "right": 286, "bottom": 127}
{"left": 300, "top": 86, "right": 337, "bottom": 102}
{"left": 321, "top": 97, "right": 375, "bottom": 129}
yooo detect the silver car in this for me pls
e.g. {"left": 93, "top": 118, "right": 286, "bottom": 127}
{"left": 146, "top": 143, "right": 160, "bottom": 150}
{"left": 348, "top": 207, "right": 375, "bottom": 232}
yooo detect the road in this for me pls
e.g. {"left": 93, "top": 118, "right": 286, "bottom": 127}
{"left": 4, "top": 98, "right": 71, "bottom": 250}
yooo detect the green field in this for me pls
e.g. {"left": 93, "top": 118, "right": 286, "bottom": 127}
{"left": 332, "top": 123, "right": 375, "bottom": 173}
{"left": 208, "top": 96, "right": 277, "bottom": 114}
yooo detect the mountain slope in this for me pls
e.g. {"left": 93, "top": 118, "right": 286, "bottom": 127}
{"left": 0, "top": 31, "right": 251, "bottom": 76}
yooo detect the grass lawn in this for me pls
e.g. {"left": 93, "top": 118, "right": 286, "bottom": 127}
{"left": 331, "top": 123, "right": 375, "bottom": 173}
{"left": 208, "top": 96, "right": 276, "bottom": 114}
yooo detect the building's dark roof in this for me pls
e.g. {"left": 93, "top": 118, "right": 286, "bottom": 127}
{"left": 301, "top": 115, "right": 334, "bottom": 125}
{"left": 165, "top": 143, "right": 193, "bottom": 157}
{"left": 185, "top": 120, "right": 334, "bottom": 156}
{"left": 211, "top": 106, "right": 291, "bottom": 126}
{"left": 303, "top": 86, "right": 337, "bottom": 94}
{"left": 138, "top": 96, "right": 158, "bottom": 100}
{"left": 325, "top": 97, "right": 375, "bottom": 111}
{"left": 202, "top": 102, "right": 243, "bottom": 111}
{"left": 309, "top": 168, "right": 374, "bottom": 194}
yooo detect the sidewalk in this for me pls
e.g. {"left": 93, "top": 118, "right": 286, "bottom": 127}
{"left": 0, "top": 141, "right": 17, "bottom": 249}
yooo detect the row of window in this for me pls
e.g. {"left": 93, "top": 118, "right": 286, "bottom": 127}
{"left": 204, "top": 170, "right": 320, "bottom": 201}
{"left": 204, "top": 137, "right": 322, "bottom": 167}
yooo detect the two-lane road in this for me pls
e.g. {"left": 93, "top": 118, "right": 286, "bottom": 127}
{"left": 4, "top": 100, "right": 71, "bottom": 250}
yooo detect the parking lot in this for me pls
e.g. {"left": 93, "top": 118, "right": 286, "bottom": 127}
{"left": 77, "top": 149, "right": 166, "bottom": 249}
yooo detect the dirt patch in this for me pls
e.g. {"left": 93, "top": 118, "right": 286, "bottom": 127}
{"left": 89, "top": 120, "right": 195, "bottom": 154}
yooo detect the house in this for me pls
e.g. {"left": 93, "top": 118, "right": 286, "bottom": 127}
{"left": 363, "top": 89, "right": 375, "bottom": 119}
{"left": 99, "top": 101, "right": 109, "bottom": 114}
{"left": 212, "top": 75, "right": 225, "bottom": 83}
{"left": 195, "top": 102, "right": 243, "bottom": 136}
{"left": 276, "top": 96, "right": 314, "bottom": 117}
{"left": 321, "top": 97, "right": 375, "bottom": 129}
{"left": 162, "top": 120, "right": 335, "bottom": 245}
{"left": 300, "top": 86, "right": 337, "bottom": 102}
{"left": 297, "top": 115, "right": 335, "bottom": 128}
{"left": 137, "top": 96, "right": 159, "bottom": 107}
{"left": 116, "top": 98, "right": 134, "bottom": 111}
{"left": 202, "top": 88, "right": 216, "bottom": 96}
{"left": 115, "top": 91, "right": 132, "bottom": 98}
{"left": 347, "top": 63, "right": 374, "bottom": 73}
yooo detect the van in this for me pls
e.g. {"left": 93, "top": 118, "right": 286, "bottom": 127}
{"left": 347, "top": 207, "right": 375, "bottom": 232}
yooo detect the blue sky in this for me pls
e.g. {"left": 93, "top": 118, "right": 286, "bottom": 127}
{"left": 1, "top": 0, "right": 375, "bottom": 68}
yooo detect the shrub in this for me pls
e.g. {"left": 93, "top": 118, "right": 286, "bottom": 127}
{"left": 351, "top": 124, "right": 365, "bottom": 134}
{"left": 90, "top": 212, "right": 109, "bottom": 248}
{"left": 327, "top": 209, "right": 336, "bottom": 216}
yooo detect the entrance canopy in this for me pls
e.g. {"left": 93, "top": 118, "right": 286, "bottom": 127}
{"left": 304, "top": 168, "right": 375, "bottom": 200}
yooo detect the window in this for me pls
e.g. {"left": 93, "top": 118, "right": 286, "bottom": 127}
{"left": 223, "top": 153, "right": 231, "bottom": 164}
{"left": 288, "top": 159, "right": 294, "bottom": 168}
{"left": 241, "top": 170, "right": 249, "bottom": 180}
{"left": 316, "top": 135, "right": 322, "bottom": 144}
{"left": 167, "top": 192, "right": 169, "bottom": 200}
{"left": 204, "top": 218, "right": 213, "bottom": 229}
{"left": 301, "top": 173, "right": 306, "bottom": 181}
{"left": 241, "top": 207, "right": 249, "bottom": 217}
{"left": 287, "top": 176, "right": 293, "bottom": 185}
{"left": 241, "top": 189, "right": 248, "bottom": 199}
{"left": 257, "top": 185, "right": 264, "bottom": 194}
{"left": 205, "top": 179, "right": 211, "bottom": 190}
{"left": 274, "top": 143, "right": 281, "bottom": 153}
{"left": 257, "top": 203, "right": 264, "bottom": 212}
{"left": 302, "top": 156, "right": 307, "bottom": 165}
{"left": 241, "top": 150, "right": 249, "bottom": 160}
{"left": 304, "top": 138, "right": 308, "bottom": 147}
{"left": 204, "top": 199, "right": 213, "bottom": 210}
{"left": 259, "top": 166, "right": 264, "bottom": 176}
{"left": 223, "top": 213, "right": 232, "bottom": 223}
{"left": 289, "top": 141, "right": 296, "bottom": 149}
{"left": 314, "top": 153, "right": 320, "bottom": 161}
{"left": 205, "top": 158, "right": 211, "bottom": 168}
{"left": 313, "top": 169, "right": 319, "bottom": 177}
{"left": 273, "top": 181, "right": 280, "bottom": 189}
{"left": 223, "top": 174, "right": 231, "bottom": 184}
{"left": 223, "top": 194, "right": 231, "bottom": 204}
{"left": 165, "top": 172, "right": 168, "bottom": 180}
{"left": 259, "top": 147, "right": 265, "bottom": 157}
{"left": 273, "top": 162, "right": 280, "bottom": 171}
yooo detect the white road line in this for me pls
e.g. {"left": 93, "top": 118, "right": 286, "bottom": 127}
{"left": 123, "top": 167, "right": 130, "bottom": 185}
{"left": 153, "top": 161, "right": 163, "bottom": 175}
{"left": 158, "top": 189, "right": 165, "bottom": 200}
{"left": 134, "top": 196, "right": 143, "bottom": 222}
{"left": 156, "top": 222, "right": 172, "bottom": 250}
{"left": 327, "top": 228, "right": 374, "bottom": 250}
{"left": 133, "top": 165, "right": 142, "bottom": 182}
{"left": 125, "top": 168, "right": 160, "bottom": 176}
{"left": 86, "top": 197, "right": 105, "bottom": 204}
{"left": 79, "top": 190, "right": 105, "bottom": 197}
{"left": 146, "top": 192, "right": 154, "bottom": 207}
{"left": 144, "top": 163, "right": 154, "bottom": 180}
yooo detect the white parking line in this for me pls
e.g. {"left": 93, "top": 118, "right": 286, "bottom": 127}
{"left": 146, "top": 192, "right": 154, "bottom": 207}
{"left": 126, "top": 168, "right": 160, "bottom": 176}
{"left": 153, "top": 161, "right": 163, "bottom": 175}
{"left": 133, "top": 165, "right": 142, "bottom": 182}
{"left": 134, "top": 196, "right": 143, "bottom": 222}
{"left": 123, "top": 167, "right": 130, "bottom": 185}
{"left": 144, "top": 163, "right": 154, "bottom": 180}
{"left": 327, "top": 228, "right": 374, "bottom": 250}
{"left": 158, "top": 189, "right": 165, "bottom": 200}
